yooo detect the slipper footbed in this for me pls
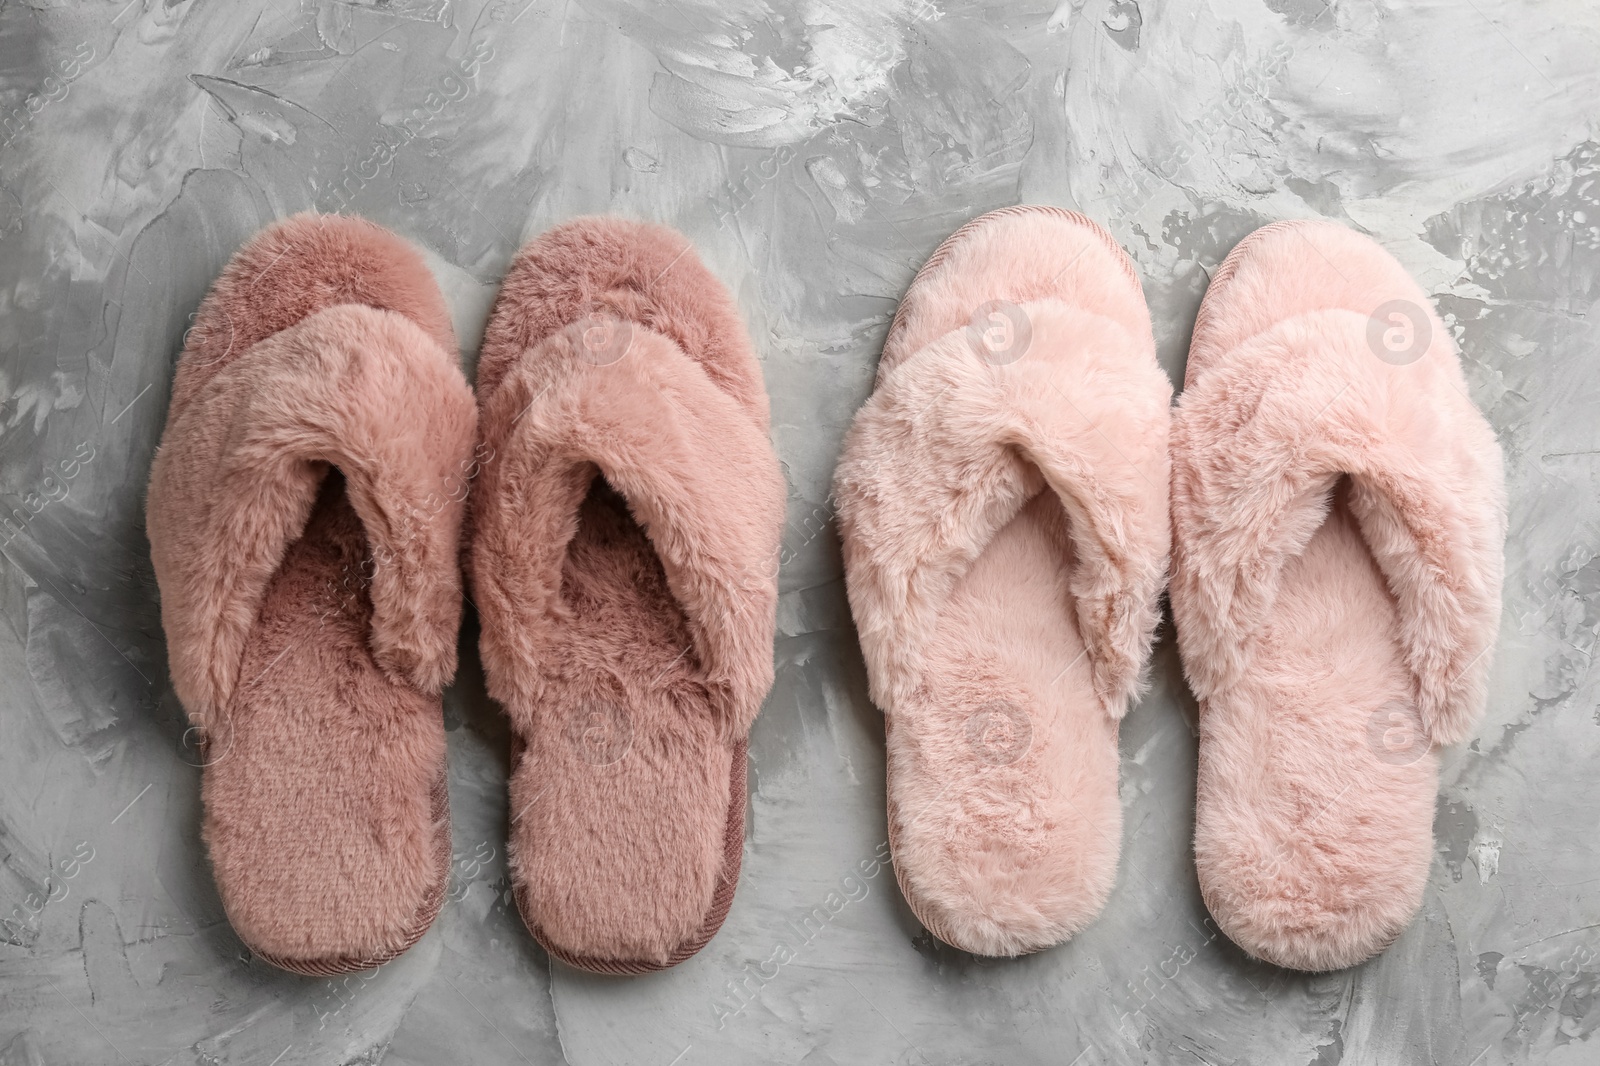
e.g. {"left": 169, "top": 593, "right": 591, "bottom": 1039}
{"left": 206, "top": 474, "right": 450, "bottom": 970}
{"left": 1194, "top": 479, "right": 1437, "bottom": 972}
{"left": 889, "top": 490, "right": 1122, "bottom": 956}
{"left": 507, "top": 483, "right": 737, "bottom": 968}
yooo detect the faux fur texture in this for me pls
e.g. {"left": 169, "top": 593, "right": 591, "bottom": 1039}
{"left": 834, "top": 207, "right": 1172, "bottom": 956}
{"left": 469, "top": 217, "right": 783, "bottom": 971}
{"left": 146, "top": 213, "right": 476, "bottom": 971}
{"left": 1171, "top": 219, "right": 1507, "bottom": 971}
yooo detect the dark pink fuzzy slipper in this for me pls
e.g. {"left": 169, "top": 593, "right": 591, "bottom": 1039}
{"left": 146, "top": 213, "right": 477, "bottom": 974}
{"left": 468, "top": 217, "right": 784, "bottom": 974}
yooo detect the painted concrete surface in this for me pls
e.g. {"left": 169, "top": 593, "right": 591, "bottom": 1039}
{"left": 1, "top": 1, "right": 1598, "bottom": 1063}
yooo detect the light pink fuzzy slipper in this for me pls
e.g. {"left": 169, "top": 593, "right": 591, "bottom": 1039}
{"left": 833, "top": 206, "right": 1172, "bottom": 956}
{"left": 1171, "top": 220, "right": 1506, "bottom": 972}
{"left": 146, "top": 213, "right": 478, "bottom": 974}
{"left": 469, "top": 217, "right": 784, "bottom": 973}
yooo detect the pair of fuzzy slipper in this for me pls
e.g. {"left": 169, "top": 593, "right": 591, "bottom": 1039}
{"left": 147, "top": 213, "right": 782, "bottom": 975}
{"left": 834, "top": 208, "right": 1505, "bottom": 971}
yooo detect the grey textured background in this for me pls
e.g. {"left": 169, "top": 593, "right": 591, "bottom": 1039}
{"left": 1, "top": 0, "right": 1598, "bottom": 1063}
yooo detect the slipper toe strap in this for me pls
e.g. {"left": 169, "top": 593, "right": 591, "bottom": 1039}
{"left": 471, "top": 318, "right": 785, "bottom": 740}
{"left": 148, "top": 304, "right": 479, "bottom": 736}
{"left": 1171, "top": 309, "right": 1507, "bottom": 745}
{"left": 834, "top": 300, "right": 1172, "bottom": 719}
